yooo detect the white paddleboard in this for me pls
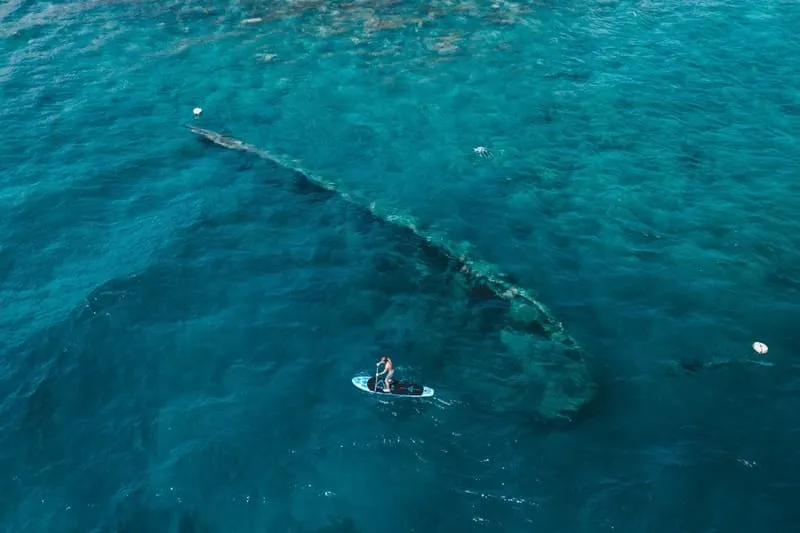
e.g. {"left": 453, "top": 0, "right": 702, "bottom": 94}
{"left": 352, "top": 375, "right": 434, "bottom": 398}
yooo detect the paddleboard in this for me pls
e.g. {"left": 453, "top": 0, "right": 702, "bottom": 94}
{"left": 352, "top": 375, "right": 434, "bottom": 398}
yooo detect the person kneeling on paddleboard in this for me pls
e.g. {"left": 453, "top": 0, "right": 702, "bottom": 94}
{"left": 376, "top": 356, "right": 394, "bottom": 392}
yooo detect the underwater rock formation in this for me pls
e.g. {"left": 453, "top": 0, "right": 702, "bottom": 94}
{"left": 187, "top": 124, "right": 597, "bottom": 421}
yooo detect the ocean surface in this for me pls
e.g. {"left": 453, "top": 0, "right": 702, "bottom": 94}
{"left": 2, "top": 0, "right": 799, "bottom": 531}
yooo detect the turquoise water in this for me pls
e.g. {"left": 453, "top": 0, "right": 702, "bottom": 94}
{"left": 2, "top": 0, "right": 799, "bottom": 531}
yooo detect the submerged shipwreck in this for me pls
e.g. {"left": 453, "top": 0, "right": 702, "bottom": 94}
{"left": 188, "top": 124, "right": 597, "bottom": 421}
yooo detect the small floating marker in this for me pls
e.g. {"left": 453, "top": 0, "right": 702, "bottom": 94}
{"left": 193, "top": 107, "right": 202, "bottom": 118}
{"left": 752, "top": 341, "right": 768, "bottom": 355}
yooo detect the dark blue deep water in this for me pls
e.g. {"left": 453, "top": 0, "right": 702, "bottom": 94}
{"left": 2, "top": 1, "right": 800, "bottom": 531}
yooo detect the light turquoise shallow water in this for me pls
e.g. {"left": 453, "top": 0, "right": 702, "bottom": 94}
{"left": 2, "top": 1, "right": 799, "bottom": 532}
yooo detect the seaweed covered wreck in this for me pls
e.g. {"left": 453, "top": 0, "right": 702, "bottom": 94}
{"left": 187, "top": 124, "right": 597, "bottom": 421}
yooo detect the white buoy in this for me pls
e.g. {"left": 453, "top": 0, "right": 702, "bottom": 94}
{"left": 193, "top": 107, "right": 202, "bottom": 117}
{"left": 752, "top": 341, "right": 768, "bottom": 355}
